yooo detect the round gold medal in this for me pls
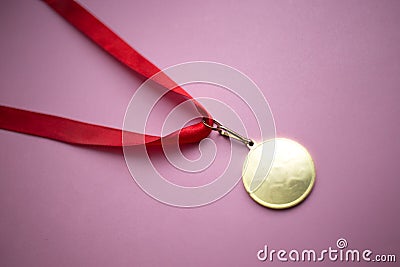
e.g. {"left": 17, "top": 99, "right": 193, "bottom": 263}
{"left": 242, "top": 138, "right": 316, "bottom": 209}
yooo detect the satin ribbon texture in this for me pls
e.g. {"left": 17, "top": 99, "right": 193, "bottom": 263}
{"left": 0, "top": 0, "right": 212, "bottom": 147}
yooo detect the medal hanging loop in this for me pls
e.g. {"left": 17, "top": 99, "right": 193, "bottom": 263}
{"left": 202, "top": 118, "right": 254, "bottom": 149}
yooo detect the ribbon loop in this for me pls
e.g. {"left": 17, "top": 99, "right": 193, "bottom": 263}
{"left": 0, "top": 0, "right": 212, "bottom": 147}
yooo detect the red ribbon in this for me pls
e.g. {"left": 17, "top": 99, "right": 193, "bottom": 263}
{"left": 0, "top": 0, "right": 212, "bottom": 147}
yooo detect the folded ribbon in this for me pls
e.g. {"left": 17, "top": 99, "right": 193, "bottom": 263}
{"left": 0, "top": 0, "right": 212, "bottom": 147}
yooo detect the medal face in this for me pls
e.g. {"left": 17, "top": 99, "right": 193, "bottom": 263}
{"left": 242, "top": 138, "right": 315, "bottom": 209}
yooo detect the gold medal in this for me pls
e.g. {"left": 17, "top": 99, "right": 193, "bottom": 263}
{"left": 242, "top": 138, "right": 315, "bottom": 209}
{"left": 203, "top": 119, "right": 316, "bottom": 209}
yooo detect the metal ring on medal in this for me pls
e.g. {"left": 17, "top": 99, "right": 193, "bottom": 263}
{"left": 242, "top": 138, "right": 316, "bottom": 209}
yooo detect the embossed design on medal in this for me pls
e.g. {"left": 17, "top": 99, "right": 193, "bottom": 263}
{"left": 203, "top": 118, "right": 316, "bottom": 209}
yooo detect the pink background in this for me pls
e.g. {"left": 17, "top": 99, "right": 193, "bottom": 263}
{"left": 1, "top": 0, "right": 399, "bottom": 266}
